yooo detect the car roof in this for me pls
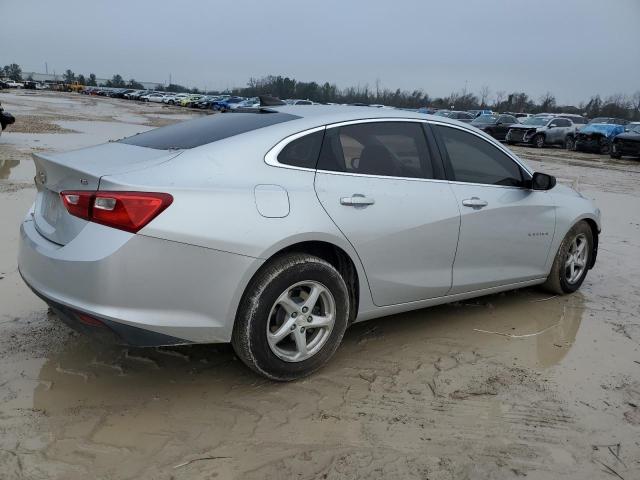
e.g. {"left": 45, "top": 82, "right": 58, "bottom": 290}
{"left": 267, "top": 104, "right": 461, "bottom": 130}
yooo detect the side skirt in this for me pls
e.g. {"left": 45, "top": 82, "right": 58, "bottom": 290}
{"left": 354, "top": 277, "right": 547, "bottom": 323}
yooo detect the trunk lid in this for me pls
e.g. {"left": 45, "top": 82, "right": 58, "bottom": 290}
{"left": 32, "top": 142, "right": 181, "bottom": 245}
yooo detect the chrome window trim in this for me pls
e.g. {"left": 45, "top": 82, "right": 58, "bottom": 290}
{"left": 264, "top": 117, "right": 534, "bottom": 186}
{"left": 264, "top": 125, "right": 326, "bottom": 172}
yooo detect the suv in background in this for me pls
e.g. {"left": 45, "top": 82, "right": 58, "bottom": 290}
{"left": 506, "top": 116, "right": 577, "bottom": 149}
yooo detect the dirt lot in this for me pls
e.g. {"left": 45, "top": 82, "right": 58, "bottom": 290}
{"left": 0, "top": 91, "right": 639, "bottom": 480}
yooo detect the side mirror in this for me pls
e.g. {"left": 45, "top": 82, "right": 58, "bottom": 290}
{"left": 531, "top": 172, "right": 556, "bottom": 191}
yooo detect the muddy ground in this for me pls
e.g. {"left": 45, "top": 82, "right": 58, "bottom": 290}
{"left": 0, "top": 91, "right": 639, "bottom": 480}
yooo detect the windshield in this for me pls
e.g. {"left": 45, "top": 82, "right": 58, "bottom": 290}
{"left": 626, "top": 124, "right": 640, "bottom": 133}
{"left": 521, "top": 117, "right": 549, "bottom": 126}
{"left": 434, "top": 111, "right": 451, "bottom": 117}
{"left": 472, "top": 115, "right": 498, "bottom": 124}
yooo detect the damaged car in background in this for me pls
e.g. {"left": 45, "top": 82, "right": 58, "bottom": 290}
{"left": 574, "top": 123, "right": 625, "bottom": 155}
{"left": 610, "top": 122, "right": 640, "bottom": 159}
{"left": 505, "top": 116, "right": 577, "bottom": 149}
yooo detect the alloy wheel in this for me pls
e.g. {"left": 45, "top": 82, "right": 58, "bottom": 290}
{"left": 565, "top": 233, "right": 588, "bottom": 284}
{"left": 266, "top": 281, "right": 336, "bottom": 362}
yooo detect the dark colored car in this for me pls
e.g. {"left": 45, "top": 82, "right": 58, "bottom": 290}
{"left": 471, "top": 114, "right": 519, "bottom": 141}
{"left": 0, "top": 102, "right": 16, "bottom": 136}
{"left": 610, "top": 123, "right": 640, "bottom": 159}
{"left": 574, "top": 123, "right": 625, "bottom": 154}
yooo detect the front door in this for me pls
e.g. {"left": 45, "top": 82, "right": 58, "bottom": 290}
{"left": 431, "top": 123, "right": 556, "bottom": 294}
{"left": 314, "top": 121, "right": 460, "bottom": 306}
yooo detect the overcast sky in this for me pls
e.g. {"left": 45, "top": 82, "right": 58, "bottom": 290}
{"left": 2, "top": 0, "right": 639, "bottom": 104}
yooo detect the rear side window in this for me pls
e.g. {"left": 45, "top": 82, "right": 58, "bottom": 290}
{"left": 119, "top": 112, "right": 300, "bottom": 150}
{"left": 434, "top": 125, "right": 523, "bottom": 187}
{"left": 318, "top": 121, "right": 435, "bottom": 179}
{"left": 277, "top": 130, "right": 324, "bottom": 169}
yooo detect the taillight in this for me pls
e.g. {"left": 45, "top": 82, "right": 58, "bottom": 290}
{"left": 60, "top": 190, "right": 173, "bottom": 233}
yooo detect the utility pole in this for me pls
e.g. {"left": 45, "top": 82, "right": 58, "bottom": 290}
{"left": 45, "top": 62, "right": 48, "bottom": 74}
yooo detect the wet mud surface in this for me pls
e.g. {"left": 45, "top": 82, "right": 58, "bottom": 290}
{"left": 0, "top": 92, "right": 639, "bottom": 479}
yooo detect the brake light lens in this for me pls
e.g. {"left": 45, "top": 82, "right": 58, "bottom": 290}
{"left": 60, "top": 191, "right": 173, "bottom": 233}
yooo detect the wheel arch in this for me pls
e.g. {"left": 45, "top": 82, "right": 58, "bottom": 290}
{"left": 249, "top": 236, "right": 372, "bottom": 325}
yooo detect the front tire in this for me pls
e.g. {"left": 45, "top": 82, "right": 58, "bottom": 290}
{"left": 232, "top": 253, "right": 350, "bottom": 381}
{"left": 542, "top": 221, "right": 593, "bottom": 294}
{"left": 564, "top": 136, "right": 575, "bottom": 151}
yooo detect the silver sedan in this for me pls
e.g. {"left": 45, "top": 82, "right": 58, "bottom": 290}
{"left": 18, "top": 105, "right": 601, "bottom": 380}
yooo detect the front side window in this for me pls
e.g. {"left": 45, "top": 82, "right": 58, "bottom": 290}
{"left": 433, "top": 125, "right": 523, "bottom": 187}
{"left": 317, "top": 121, "right": 435, "bottom": 179}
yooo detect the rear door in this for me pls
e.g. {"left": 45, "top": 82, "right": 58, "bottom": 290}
{"left": 431, "top": 123, "right": 556, "bottom": 294}
{"left": 314, "top": 120, "right": 460, "bottom": 306}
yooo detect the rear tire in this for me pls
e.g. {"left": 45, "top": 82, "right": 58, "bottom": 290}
{"left": 232, "top": 253, "right": 350, "bottom": 381}
{"left": 542, "top": 221, "right": 593, "bottom": 295}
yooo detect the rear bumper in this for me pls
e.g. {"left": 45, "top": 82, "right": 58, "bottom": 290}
{"left": 26, "top": 285, "right": 189, "bottom": 346}
{"left": 19, "top": 217, "right": 262, "bottom": 345}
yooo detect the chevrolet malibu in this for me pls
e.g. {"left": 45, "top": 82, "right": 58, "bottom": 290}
{"left": 18, "top": 106, "right": 601, "bottom": 380}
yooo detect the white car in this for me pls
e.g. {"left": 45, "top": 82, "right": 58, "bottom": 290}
{"left": 142, "top": 93, "right": 167, "bottom": 103}
{"left": 163, "top": 93, "right": 189, "bottom": 105}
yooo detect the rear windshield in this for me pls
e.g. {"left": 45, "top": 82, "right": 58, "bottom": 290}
{"left": 119, "top": 112, "right": 300, "bottom": 149}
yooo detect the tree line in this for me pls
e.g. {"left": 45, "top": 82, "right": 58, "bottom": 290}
{"left": 3, "top": 64, "right": 639, "bottom": 120}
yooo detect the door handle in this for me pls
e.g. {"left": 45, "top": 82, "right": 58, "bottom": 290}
{"left": 462, "top": 197, "right": 488, "bottom": 208}
{"left": 340, "top": 194, "right": 375, "bottom": 206}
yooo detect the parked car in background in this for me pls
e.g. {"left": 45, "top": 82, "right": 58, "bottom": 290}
{"left": 214, "top": 96, "right": 245, "bottom": 111}
{"left": 587, "top": 117, "right": 629, "bottom": 126}
{"left": 130, "top": 90, "right": 153, "bottom": 101}
{"left": 610, "top": 123, "right": 640, "bottom": 159}
{"left": 0, "top": 102, "right": 15, "bottom": 136}
{"left": 468, "top": 109, "right": 493, "bottom": 118}
{"left": 506, "top": 116, "right": 577, "bottom": 149}
{"left": 444, "top": 111, "right": 474, "bottom": 122}
{"left": 574, "top": 123, "right": 625, "bottom": 154}
{"left": 285, "top": 99, "right": 314, "bottom": 105}
{"left": 232, "top": 97, "right": 260, "bottom": 110}
{"left": 18, "top": 105, "right": 601, "bottom": 380}
{"left": 142, "top": 92, "right": 167, "bottom": 103}
{"left": 503, "top": 112, "right": 531, "bottom": 120}
{"left": 163, "top": 93, "right": 189, "bottom": 105}
{"left": 557, "top": 114, "right": 588, "bottom": 126}
{"left": 470, "top": 114, "right": 519, "bottom": 140}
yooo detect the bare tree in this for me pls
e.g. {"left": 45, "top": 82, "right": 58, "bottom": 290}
{"left": 494, "top": 90, "right": 506, "bottom": 108}
{"left": 539, "top": 91, "right": 556, "bottom": 112}
{"left": 479, "top": 85, "right": 491, "bottom": 107}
